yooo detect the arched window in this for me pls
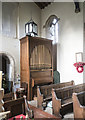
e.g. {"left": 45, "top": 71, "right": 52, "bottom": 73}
{"left": 50, "top": 18, "right": 59, "bottom": 44}
{"left": 44, "top": 15, "right": 60, "bottom": 44}
{"left": 44, "top": 15, "right": 60, "bottom": 71}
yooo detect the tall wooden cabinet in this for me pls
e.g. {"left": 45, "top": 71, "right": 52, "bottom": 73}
{"left": 20, "top": 36, "right": 53, "bottom": 100}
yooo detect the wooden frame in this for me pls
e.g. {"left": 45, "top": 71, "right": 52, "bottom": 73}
{"left": 75, "top": 52, "right": 83, "bottom": 63}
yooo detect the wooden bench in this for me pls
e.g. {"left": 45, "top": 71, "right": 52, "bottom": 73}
{"left": 16, "top": 82, "right": 28, "bottom": 98}
{"left": 4, "top": 94, "right": 61, "bottom": 119}
{"left": 52, "top": 83, "right": 85, "bottom": 117}
{"left": 4, "top": 97, "right": 25, "bottom": 118}
{"left": 3, "top": 92, "right": 16, "bottom": 102}
{"left": 37, "top": 80, "right": 74, "bottom": 109}
{"left": 28, "top": 101, "right": 61, "bottom": 119}
{"left": 72, "top": 91, "right": 85, "bottom": 119}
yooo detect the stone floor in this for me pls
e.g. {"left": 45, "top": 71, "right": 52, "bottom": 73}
{"left": 62, "top": 113, "right": 74, "bottom": 120}
{"left": 45, "top": 107, "right": 74, "bottom": 120}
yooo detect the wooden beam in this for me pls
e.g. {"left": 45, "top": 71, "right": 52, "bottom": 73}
{"left": 74, "top": 2, "right": 80, "bottom": 13}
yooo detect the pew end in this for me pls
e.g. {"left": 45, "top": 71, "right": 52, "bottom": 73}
{"left": 71, "top": 80, "right": 75, "bottom": 85}
{"left": 37, "top": 86, "right": 43, "bottom": 109}
{"left": 52, "top": 89, "right": 61, "bottom": 118}
{"left": 72, "top": 92, "right": 85, "bottom": 119}
{"left": 23, "top": 95, "right": 34, "bottom": 119}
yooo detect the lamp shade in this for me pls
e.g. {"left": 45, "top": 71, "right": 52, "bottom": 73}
{"left": 25, "top": 19, "right": 38, "bottom": 36}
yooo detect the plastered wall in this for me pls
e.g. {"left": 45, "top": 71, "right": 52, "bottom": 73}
{"left": 19, "top": 2, "right": 41, "bottom": 38}
{"left": 1, "top": 2, "right": 84, "bottom": 84}
{"left": 1, "top": 2, "right": 41, "bottom": 79}
{"left": 41, "top": 2, "right": 83, "bottom": 84}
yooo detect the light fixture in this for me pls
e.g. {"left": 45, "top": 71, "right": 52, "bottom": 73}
{"left": 25, "top": 19, "right": 38, "bottom": 36}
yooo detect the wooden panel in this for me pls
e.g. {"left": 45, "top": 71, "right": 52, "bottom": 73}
{"left": 4, "top": 97, "right": 25, "bottom": 118}
{"left": 21, "top": 41, "right": 27, "bottom": 70}
{"left": 32, "top": 77, "right": 53, "bottom": 86}
{"left": 31, "top": 70, "right": 52, "bottom": 78}
{"left": 3, "top": 92, "right": 14, "bottom": 102}
{"left": 35, "top": 2, "right": 52, "bottom": 9}
{"left": 21, "top": 71, "right": 28, "bottom": 83}
{"left": 30, "top": 45, "right": 51, "bottom": 69}
{"left": 20, "top": 37, "right": 30, "bottom": 100}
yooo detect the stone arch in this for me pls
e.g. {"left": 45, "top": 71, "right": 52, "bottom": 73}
{"left": 43, "top": 15, "right": 60, "bottom": 39}
{"left": 43, "top": 15, "right": 60, "bottom": 71}
{"left": 43, "top": 15, "right": 60, "bottom": 28}
{"left": 0, "top": 51, "right": 15, "bottom": 82}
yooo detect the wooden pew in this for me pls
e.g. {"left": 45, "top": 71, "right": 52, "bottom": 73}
{"left": 4, "top": 95, "right": 61, "bottom": 120}
{"left": 52, "top": 83, "right": 85, "bottom": 117}
{"left": 3, "top": 92, "right": 16, "bottom": 102}
{"left": 37, "top": 80, "right": 74, "bottom": 109}
{"left": 23, "top": 95, "right": 61, "bottom": 119}
{"left": 72, "top": 91, "right": 85, "bottom": 119}
{"left": 32, "top": 76, "right": 53, "bottom": 99}
{"left": 4, "top": 97, "right": 25, "bottom": 118}
{"left": 28, "top": 101, "right": 61, "bottom": 119}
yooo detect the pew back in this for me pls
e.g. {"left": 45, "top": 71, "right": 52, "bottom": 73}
{"left": 54, "top": 83, "right": 85, "bottom": 101}
{"left": 52, "top": 83, "right": 85, "bottom": 117}
{"left": 4, "top": 97, "right": 25, "bottom": 118}
{"left": 38, "top": 80, "right": 74, "bottom": 99}
{"left": 3, "top": 92, "right": 15, "bottom": 102}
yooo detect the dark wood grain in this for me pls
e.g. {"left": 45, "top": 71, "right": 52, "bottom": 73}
{"left": 20, "top": 36, "right": 53, "bottom": 100}
{"left": 28, "top": 103, "right": 61, "bottom": 119}
{"left": 4, "top": 97, "right": 25, "bottom": 118}
{"left": 3, "top": 92, "right": 15, "bottom": 102}
{"left": 52, "top": 83, "right": 85, "bottom": 117}
{"left": 72, "top": 91, "right": 85, "bottom": 119}
{"left": 35, "top": 2, "right": 51, "bottom": 9}
{"left": 37, "top": 80, "right": 74, "bottom": 109}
